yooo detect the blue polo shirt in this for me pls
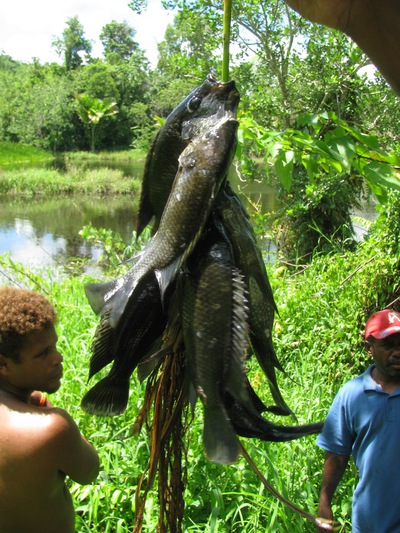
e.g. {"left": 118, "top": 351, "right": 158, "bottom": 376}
{"left": 316, "top": 365, "right": 400, "bottom": 533}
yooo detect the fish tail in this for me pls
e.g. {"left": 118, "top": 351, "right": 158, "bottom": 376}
{"left": 88, "top": 350, "right": 114, "bottom": 381}
{"left": 203, "top": 406, "right": 240, "bottom": 464}
{"left": 81, "top": 375, "right": 130, "bottom": 416}
{"left": 258, "top": 420, "right": 324, "bottom": 442}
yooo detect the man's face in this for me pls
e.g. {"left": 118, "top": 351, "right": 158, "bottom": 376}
{"left": 7, "top": 324, "right": 63, "bottom": 394}
{"left": 367, "top": 332, "right": 400, "bottom": 379}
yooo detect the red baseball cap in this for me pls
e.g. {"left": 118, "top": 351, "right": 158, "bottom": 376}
{"left": 365, "top": 309, "right": 400, "bottom": 339}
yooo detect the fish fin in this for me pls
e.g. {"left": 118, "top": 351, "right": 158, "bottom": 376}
{"left": 226, "top": 394, "right": 322, "bottom": 441}
{"left": 223, "top": 268, "right": 251, "bottom": 406}
{"left": 155, "top": 257, "right": 181, "bottom": 302}
{"left": 186, "top": 382, "right": 198, "bottom": 413}
{"left": 243, "top": 377, "right": 269, "bottom": 413}
{"left": 203, "top": 405, "right": 240, "bottom": 464}
{"left": 108, "top": 283, "right": 138, "bottom": 329}
{"left": 88, "top": 311, "right": 115, "bottom": 379}
{"left": 119, "top": 248, "right": 145, "bottom": 265}
{"left": 249, "top": 335, "right": 295, "bottom": 419}
{"left": 81, "top": 375, "right": 130, "bottom": 416}
{"left": 84, "top": 278, "right": 125, "bottom": 315}
{"left": 265, "top": 376, "right": 297, "bottom": 420}
{"left": 136, "top": 134, "right": 159, "bottom": 237}
{"left": 263, "top": 405, "right": 297, "bottom": 417}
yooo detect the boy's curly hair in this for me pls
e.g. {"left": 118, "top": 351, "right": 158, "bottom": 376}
{"left": 0, "top": 287, "right": 57, "bottom": 360}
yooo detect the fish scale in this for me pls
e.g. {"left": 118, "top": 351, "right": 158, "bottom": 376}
{"left": 84, "top": 109, "right": 239, "bottom": 329}
{"left": 182, "top": 224, "right": 250, "bottom": 464}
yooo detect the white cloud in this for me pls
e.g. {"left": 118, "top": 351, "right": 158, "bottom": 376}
{"left": 0, "top": 0, "right": 174, "bottom": 66}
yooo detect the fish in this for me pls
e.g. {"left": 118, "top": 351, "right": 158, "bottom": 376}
{"left": 182, "top": 222, "right": 250, "bottom": 464}
{"left": 81, "top": 272, "right": 167, "bottom": 416}
{"left": 85, "top": 105, "right": 239, "bottom": 329}
{"left": 215, "top": 182, "right": 294, "bottom": 418}
{"left": 224, "top": 388, "right": 323, "bottom": 441}
{"left": 136, "top": 73, "right": 240, "bottom": 237}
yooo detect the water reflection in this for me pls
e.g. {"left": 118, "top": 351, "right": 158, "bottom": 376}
{"left": 0, "top": 194, "right": 137, "bottom": 272}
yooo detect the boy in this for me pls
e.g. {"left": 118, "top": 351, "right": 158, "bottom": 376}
{"left": 0, "top": 286, "right": 99, "bottom": 533}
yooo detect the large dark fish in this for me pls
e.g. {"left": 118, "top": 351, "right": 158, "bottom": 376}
{"left": 85, "top": 106, "right": 239, "bottom": 329}
{"left": 81, "top": 272, "right": 167, "bottom": 416}
{"left": 224, "top": 390, "right": 323, "bottom": 441}
{"left": 215, "top": 182, "right": 294, "bottom": 418}
{"left": 136, "top": 74, "right": 239, "bottom": 237}
{"left": 182, "top": 224, "right": 250, "bottom": 465}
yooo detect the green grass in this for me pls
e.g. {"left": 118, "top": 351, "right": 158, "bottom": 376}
{"left": 65, "top": 149, "right": 147, "bottom": 162}
{"left": 0, "top": 141, "right": 53, "bottom": 165}
{"left": 0, "top": 163, "right": 143, "bottom": 196}
{"left": 0, "top": 142, "right": 145, "bottom": 196}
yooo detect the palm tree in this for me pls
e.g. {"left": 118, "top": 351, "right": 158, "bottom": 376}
{"left": 76, "top": 94, "right": 118, "bottom": 152}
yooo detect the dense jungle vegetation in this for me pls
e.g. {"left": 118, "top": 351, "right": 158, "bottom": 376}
{"left": 1, "top": 0, "right": 400, "bottom": 531}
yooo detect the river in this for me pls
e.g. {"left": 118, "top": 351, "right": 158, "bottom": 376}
{"left": 0, "top": 159, "right": 376, "bottom": 276}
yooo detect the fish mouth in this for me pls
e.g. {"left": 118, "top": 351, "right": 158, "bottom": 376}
{"left": 215, "top": 80, "right": 240, "bottom": 112}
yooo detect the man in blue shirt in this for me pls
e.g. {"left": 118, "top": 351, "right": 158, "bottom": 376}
{"left": 315, "top": 309, "right": 400, "bottom": 532}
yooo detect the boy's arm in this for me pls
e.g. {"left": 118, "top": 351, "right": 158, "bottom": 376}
{"left": 48, "top": 408, "right": 100, "bottom": 485}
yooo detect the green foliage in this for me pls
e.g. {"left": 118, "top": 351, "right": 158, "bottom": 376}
{"left": 3, "top": 196, "right": 399, "bottom": 531}
{"left": 52, "top": 16, "right": 92, "bottom": 71}
{"left": 79, "top": 225, "right": 151, "bottom": 272}
{"left": 100, "top": 20, "right": 140, "bottom": 63}
{"left": 156, "top": 11, "right": 221, "bottom": 79}
{"left": 0, "top": 37, "right": 150, "bottom": 152}
{"left": 76, "top": 94, "right": 118, "bottom": 152}
{"left": 237, "top": 110, "right": 400, "bottom": 259}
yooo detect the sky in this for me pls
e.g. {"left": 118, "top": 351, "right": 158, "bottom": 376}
{"left": 0, "top": 0, "right": 175, "bottom": 67}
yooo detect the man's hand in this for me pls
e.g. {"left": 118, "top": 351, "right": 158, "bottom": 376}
{"left": 284, "top": 0, "right": 355, "bottom": 30}
{"left": 284, "top": 0, "right": 400, "bottom": 95}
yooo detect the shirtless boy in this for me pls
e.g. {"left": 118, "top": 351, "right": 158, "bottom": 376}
{"left": 0, "top": 286, "right": 99, "bottom": 533}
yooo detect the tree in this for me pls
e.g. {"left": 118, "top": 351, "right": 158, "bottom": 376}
{"left": 100, "top": 20, "right": 140, "bottom": 63}
{"left": 156, "top": 11, "right": 221, "bottom": 79}
{"left": 75, "top": 94, "right": 118, "bottom": 152}
{"left": 52, "top": 16, "right": 92, "bottom": 71}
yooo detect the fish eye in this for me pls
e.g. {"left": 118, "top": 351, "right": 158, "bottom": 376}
{"left": 187, "top": 96, "right": 202, "bottom": 113}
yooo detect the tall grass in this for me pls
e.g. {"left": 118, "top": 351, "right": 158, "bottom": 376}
{"left": 0, "top": 165, "right": 142, "bottom": 196}
{"left": 65, "top": 149, "right": 147, "bottom": 162}
{"left": 0, "top": 142, "right": 144, "bottom": 196}
{"left": 0, "top": 194, "right": 399, "bottom": 532}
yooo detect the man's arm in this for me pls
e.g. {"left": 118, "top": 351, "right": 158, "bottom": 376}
{"left": 284, "top": 0, "right": 400, "bottom": 95}
{"left": 49, "top": 409, "right": 100, "bottom": 485}
{"left": 316, "top": 451, "right": 349, "bottom": 532}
